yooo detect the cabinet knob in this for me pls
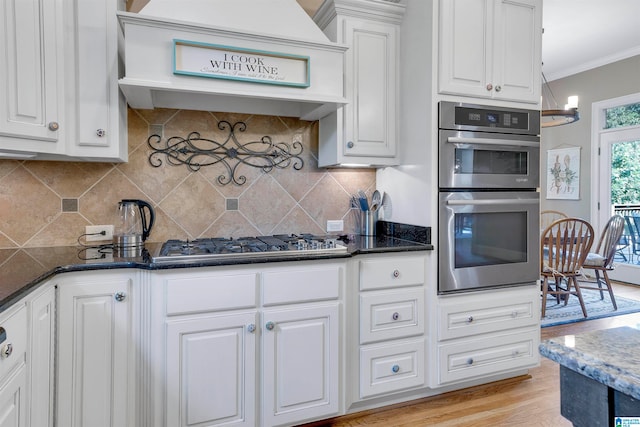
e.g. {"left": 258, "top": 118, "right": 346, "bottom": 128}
{"left": 1, "top": 343, "right": 12, "bottom": 359}
{"left": 114, "top": 292, "right": 126, "bottom": 302}
{"left": 265, "top": 321, "right": 275, "bottom": 331}
{"left": 392, "top": 312, "right": 400, "bottom": 321}
{"left": 346, "top": 141, "right": 354, "bottom": 149}
{"left": 495, "top": 85, "right": 502, "bottom": 92}
{"left": 486, "top": 83, "right": 493, "bottom": 91}
{"left": 96, "top": 129, "right": 106, "bottom": 137}
{"left": 391, "top": 364, "right": 400, "bottom": 373}
{"left": 466, "top": 358, "right": 474, "bottom": 365}
{"left": 48, "top": 122, "right": 59, "bottom": 131}
{"left": 467, "top": 316, "right": 474, "bottom": 323}
{"left": 392, "top": 269, "right": 400, "bottom": 278}
{"left": 247, "top": 324, "right": 256, "bottom": 333}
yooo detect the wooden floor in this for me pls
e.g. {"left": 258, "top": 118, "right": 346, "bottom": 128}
{"left": 302, "top": 282, "right": 640, "bottom": 427}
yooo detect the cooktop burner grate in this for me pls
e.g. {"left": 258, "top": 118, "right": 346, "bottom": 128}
{"left": 153, "top": 234, "right": 348, "bottom": 263}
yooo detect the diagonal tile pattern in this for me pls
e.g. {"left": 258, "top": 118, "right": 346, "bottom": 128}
{"left": 0, "top": 108, "right": 376, "bottom": 248}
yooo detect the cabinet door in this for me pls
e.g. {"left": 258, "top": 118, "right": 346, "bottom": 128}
{"left": 0, "top": 0, "right": 64, "bottom": 153}
{"left": 65, "top": 0, "right": 127, "bottom": 160}
{"left": 343, "top": 18, "right": 398, "bottom": 160}
{"left": 439, "top": 0, "right": 493, "bottom": 99}
{"left": 262, "top": 304, "right": 339, "bottom": 426}
{"left": 165, "top": 312, "right": 257, "bottom": 427}
{"left": 57, "top": 274, "right": 133, "bottom": 427}
{"left": 492, "top": 0, "right": 541, "bottom": 103}
{"left": 0, "top": 365, "right": 27, "bottom": 427}
{"left": 438, "top": 0, "right": 541, "bottom": 103}
{"left": 29, "top": 286, "right": 55, "bottom": 427}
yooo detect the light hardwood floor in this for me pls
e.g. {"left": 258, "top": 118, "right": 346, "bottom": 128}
{"left": 302, "top": 282, "right": 640, "bottom": 427}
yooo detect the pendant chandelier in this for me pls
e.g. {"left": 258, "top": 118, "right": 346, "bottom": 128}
{"left": 541, "top": 72, "right": 580, "bottom": 128}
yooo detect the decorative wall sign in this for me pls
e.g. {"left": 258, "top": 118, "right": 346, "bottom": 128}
{"left": 173, "top": 39, "right": 310, "bottom": 87}
{"left": 147, "top": 120, "right": 304, "bottom": 186}
{"left": 546, "top": 147, "right": 581, "bottom": 200}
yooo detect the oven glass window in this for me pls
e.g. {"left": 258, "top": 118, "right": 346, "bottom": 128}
{"left": 455, "top": 148, "right": 528, "bottom": 175}
{"left": 454, "top": 212, "right": 528, "bottom": 268}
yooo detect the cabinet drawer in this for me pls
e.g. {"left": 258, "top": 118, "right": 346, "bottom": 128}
{"left": 262, "top": 265, "right": 340, "bottom": 306}
{"left": 437, "top": 328, "right": 539, "bottom": 385}
{"left": 0, "top": 303, "right": 27, "bottom": 380}
{"left": 360, "top": 288, "right": 424, "bottom": 344}
{"left": 360, "top": 338, "right": 425, "bottom": 398}
{"left": 359, "top": 256, "right": 425, "bottom": 290}
{"left": 165, "top": 273, "right": 258, "bottom": 315}
{"left": 438, "top": 289, "right": 538, "bottom": 340}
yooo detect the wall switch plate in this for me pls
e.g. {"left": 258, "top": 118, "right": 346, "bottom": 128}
{"left": 326, "top": 220, "right": 344, "bottom": 233}
{"left": 85, "top": 225, "right": 114, "bottom": 242}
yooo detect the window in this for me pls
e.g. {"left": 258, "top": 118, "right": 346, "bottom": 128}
{"left": 604, "top": 102, "right": 640, "bottom": 129}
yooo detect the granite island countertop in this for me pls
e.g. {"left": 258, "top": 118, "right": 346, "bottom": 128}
{"left": 0, "top": 221, "right": 433, "bottom": 313}
{"left": 539, "top": 326, "right": 640, "bottom": 400}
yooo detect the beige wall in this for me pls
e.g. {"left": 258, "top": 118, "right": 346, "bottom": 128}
{"left": 0, "top": 108, "right": 375, "bottom": 248}
{"left": 540, "top": 55, "right": 640, "bottom": 220}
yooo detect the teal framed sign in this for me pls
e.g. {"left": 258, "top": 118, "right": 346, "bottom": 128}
{"left": 173, "top": 39, "right": 310, "bottom": 88}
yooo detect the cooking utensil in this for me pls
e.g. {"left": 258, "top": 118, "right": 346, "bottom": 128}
{"left": 356, "top": 190, "right": 369, "bottom": 211}
{"left": 371, "top": 190, "right": 381, "bottom": 211}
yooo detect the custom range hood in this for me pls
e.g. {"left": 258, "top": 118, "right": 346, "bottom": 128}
{"left": 117, "top": 0, "right": 347, "bottom": 120}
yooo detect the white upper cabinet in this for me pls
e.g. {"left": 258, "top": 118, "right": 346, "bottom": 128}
{"left": 0, "top": 0, "right": 66, "bottom": 158}
{"left": 438, "top": 0, "right": 542, "bottom": 104}
{"left": 314, "top": 0, "right": 405, "bottom": 167}
{"left": 0, "top": 0, "right": 127, "bottom": 161}
{"left": 63, "top": 0, "right": 127, "bottom": 161}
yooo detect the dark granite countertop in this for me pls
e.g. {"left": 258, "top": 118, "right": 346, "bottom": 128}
{"left": 0, "top": 221, "right": 432, "bottom": 312}
{"left": 539, "top": 326, "right": 640, "bottom": 400}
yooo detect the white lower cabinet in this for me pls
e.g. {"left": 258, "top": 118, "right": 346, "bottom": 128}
{"left": 27, "top": 286, "right": 55, "bottom": 427}
{"left": 156, "top": 261, "right": 343, "bottom": 427}
{"left": 354, "top": 254, "right": 427, "bottom": 401}
{"left": 56, "top": 271, "right": 135, "bottom": 427}
{"left": 434, "top": 286, "right": 540, "bottom": 386}
{"left": 0, "top": 303, "right": 28, "bottom": 427}
{"left": 165, "top": 311, "right": 258, "bottom": 427}
{"left": 262, "top": 303, "right": 339, "bottom": 427}
{"left": 0, "top": 365, "right": 27, "bottom": 427}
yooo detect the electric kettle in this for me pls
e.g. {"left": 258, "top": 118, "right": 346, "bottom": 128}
{"left": 113, "top": 199, "right": 155, "bottom": 256}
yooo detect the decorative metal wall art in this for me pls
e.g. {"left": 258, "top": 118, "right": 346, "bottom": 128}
{"left": 147, "top": 120, "right": 304, "bottom": 185}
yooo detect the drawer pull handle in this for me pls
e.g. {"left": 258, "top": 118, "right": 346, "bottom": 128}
{"left": 392, "top": 312, "right": 400, "bottom": 321}
{"left": 1, "top": 343, "right": 12, "bottom": 359}
{"left": 467, "top": 316, "right": 474, "bottom": 323}
{"left": 466, "top": 358, "right": 474, "bottom": 365}
{"left": 265, "top": 321, "right": 275, "bottom": 331}
{"left": 392, "top": 269, "right": 400, "bottom": 278}
{"left": 391, "top": 364, "right": 400, "bottom": 373}
{"left": 247, "top": 324, "right": 256, "bottom": 333}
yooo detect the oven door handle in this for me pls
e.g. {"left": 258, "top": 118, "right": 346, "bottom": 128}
{"left": 447, "top": 136, "right": 539, "bottom": 147}
{"left": 446, "top": 199, "right": 539, "bottom": 206}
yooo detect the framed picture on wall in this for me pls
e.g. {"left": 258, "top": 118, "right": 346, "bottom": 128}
{"left": 546, "top": 147, "right": 581, "bottom": 200}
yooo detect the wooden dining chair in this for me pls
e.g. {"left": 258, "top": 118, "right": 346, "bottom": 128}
{"left": 540, "top": 217, "right": 595, "bottom": 318}
{"left": 540, "top": 210, "right": 568, "bottom": 231}
{"left": 579, "top": 215, "right": 625, "bottom": 310}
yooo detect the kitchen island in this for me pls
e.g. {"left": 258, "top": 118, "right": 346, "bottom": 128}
{"left": 539, "top": 326, "right": 640, "bottom": 426}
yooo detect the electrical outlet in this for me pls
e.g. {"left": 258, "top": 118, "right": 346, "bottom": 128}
{"left": 85, "top": 225, "right": 114, "bottom": 242}
{"left": 326, "top": 220, "right": 344, "bottom": 233}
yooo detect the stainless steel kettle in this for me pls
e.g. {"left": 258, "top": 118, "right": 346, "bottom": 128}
{"left": 113, "top": 199, "right": 155, "bottom": 256}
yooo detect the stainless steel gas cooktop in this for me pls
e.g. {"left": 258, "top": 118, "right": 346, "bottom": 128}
{"left": 151, "top": 234, "right": 349, "bottom": 263}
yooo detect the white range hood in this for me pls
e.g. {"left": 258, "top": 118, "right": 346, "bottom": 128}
{"left": 117, "top": 0, "right": 348, "bottom": 120}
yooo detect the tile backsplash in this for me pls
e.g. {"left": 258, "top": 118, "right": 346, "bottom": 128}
{"left": 0, "top": 108, "right": 375, "bottom": 248}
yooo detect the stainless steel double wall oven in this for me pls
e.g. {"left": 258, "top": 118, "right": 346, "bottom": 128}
{"left": 438, "top": 102, "right": 541, "bottom": 293}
